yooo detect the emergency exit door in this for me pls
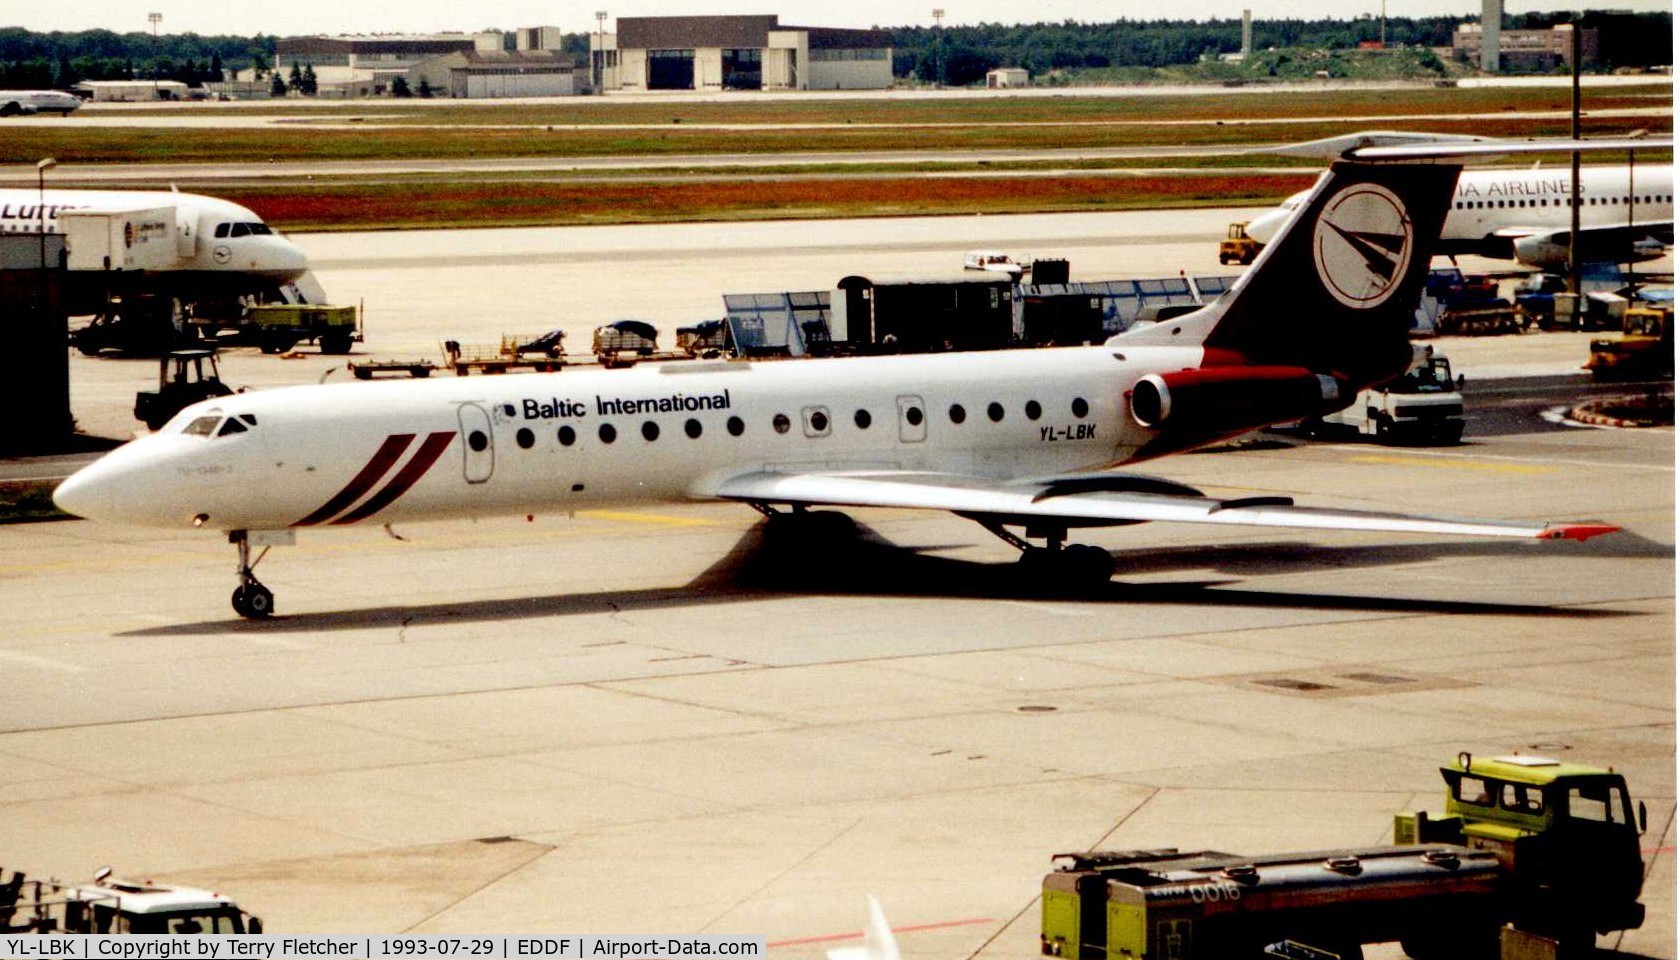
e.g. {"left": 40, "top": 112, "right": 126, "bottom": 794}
{"left": 896, "top": 395, "right": 926, "bottom": 443}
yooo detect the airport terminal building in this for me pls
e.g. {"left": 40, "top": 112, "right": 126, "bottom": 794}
{"left": 593, "top": 15, "right": 893, "bottom": 92}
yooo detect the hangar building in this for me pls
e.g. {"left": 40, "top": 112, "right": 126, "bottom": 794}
{"left": 593, "top": 15, "right": 893, "bottom": 92}
{"left": 274, "top": 30, "right": 576, "bottom": 98}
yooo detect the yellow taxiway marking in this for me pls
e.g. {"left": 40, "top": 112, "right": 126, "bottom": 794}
{"left": 577, "top": 509, "right": 722, "bottom": 528}
{"left": 1349, "top": 455, "right": 1556, "bottom": 475}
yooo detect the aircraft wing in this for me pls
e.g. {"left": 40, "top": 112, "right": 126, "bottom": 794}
{"left": 713, "top": 470, "right": 1617, "bottom": 541}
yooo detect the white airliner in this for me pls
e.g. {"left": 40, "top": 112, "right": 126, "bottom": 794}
{"left": 0, "top": 187, "right": 320, "bottom": 309}
{"left": 1246, "top": 164, "right": 1674, "bottom": 270}
{"left": 0, "top": 90, "right": 82, "bottom": 116}
{"left": 54, "top": 151, "right": 1623, "bottom": 619}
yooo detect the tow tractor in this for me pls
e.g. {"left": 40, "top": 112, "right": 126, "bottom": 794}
{"left": 1, "top": 866, "right": 262, "bottom": 934}
{"left": 1586, "top": 302, "right": 1673, "bottom": 381}
{"left": 133, "top": 348, "right": 235, "bottom": 430}
{"left": 1042, "top": 753, "right": 1648, "bottom": 960}
{"left": 1218, "top": 222, "right": 1261, "bottom": 266}
{"left": 1298, "top": 347, "right": 1464, "bottom": 444}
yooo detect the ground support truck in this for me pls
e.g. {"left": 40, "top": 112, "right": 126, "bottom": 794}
{"left": 1, "top": 867, "right": 261, "bottom": 934}
{"left": 1301, "top": 348, "right": 1464, "bottom": 444}
{"left": 1041, "top": 754, "right": 1648, "bottom": 960}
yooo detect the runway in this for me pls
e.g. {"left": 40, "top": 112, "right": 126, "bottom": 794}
{"left": 9, "top": 208, "right": 1675, "bottom": 957}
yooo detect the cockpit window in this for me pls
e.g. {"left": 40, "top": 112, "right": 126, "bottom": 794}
{"left": 180, "top": 412, "right": 256, "bottom": 438}
{"left": 183, "top": 415, "right": 221, "bottom": 437}
{"left": 217, "top": 222, "right": 272, "bottom": 239}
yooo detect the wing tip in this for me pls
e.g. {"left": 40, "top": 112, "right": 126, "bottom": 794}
{"left": 1537, "top": 523, "right": 1621, "bottom": 542}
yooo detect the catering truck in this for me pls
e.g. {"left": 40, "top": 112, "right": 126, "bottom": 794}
{"left": 1042, "top": 753, "right": 1647, "bottom": 960}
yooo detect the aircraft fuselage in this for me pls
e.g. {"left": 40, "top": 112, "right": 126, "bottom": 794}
{"left": 58, "top": 345, "right": 1206, "bottom": 532}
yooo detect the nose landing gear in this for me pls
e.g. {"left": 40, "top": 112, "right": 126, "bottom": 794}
{"left": 229, "top": 530, "right": 279, "bottom": 619}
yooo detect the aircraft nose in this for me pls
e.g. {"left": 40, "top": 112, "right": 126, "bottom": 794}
{"left": 52, "top": 460, "right": 119, "bottom": 523}
{"left": 52, "top": 441, "right": 187, "bottom": 528}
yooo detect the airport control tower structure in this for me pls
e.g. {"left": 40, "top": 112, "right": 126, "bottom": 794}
{"left": 1481, "top": 0, "right": 1502, "bottom": 72}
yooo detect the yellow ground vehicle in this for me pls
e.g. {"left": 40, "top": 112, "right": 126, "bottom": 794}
{"left": 1586, "top": 303, "right": 1673, "bottom": 381}
{"left": 1218, "top": 222, "right": 1261, "bottom": 265}
{"left": 1043, "top": 753, "right": 1647, "bottom": 960}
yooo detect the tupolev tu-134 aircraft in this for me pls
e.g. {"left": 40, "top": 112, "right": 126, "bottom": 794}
{"left": 55, "top": 141, "right": 1645, "bottom": 619}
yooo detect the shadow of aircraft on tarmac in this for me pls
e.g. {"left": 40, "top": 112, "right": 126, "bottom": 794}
{"left": 121, "top": 512, "right": 1666, "bottom": 637}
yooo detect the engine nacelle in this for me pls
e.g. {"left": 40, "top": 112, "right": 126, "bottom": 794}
{"left": 1131, "top": 366, "right": 1342, "bottom": 434}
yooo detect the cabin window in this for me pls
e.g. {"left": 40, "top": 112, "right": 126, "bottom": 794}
{"left": 1566, "top": 783, "right": 1625, "bottom": 824}
{"left": 1025, "top": 400, "right": 1043, "bottom": 421}
{"left": 772, "top": 413, "right": 791, "bottom": 434}
{"left": 948, "top": 404, "right": 967, "bottom": 424}
{"left": 516, "top": 428, "right": 535, "bottom": 449}
{"left": 1071, "top": 398, "right": 1089, "bottom": 419}
{"left": 684, "top": 418, "right": 702, "bottom": 439}
{"left": 727, "top": 416, "right": 745, "bottom": 436}
{"left": 558, "top": 425, "right": 577, "bottom": 446}
{"left": 1499, "top": 783, "right": 1544, "bottom": 814}
{"left": 642, "top": 421, "right": 660, "bottom": 442}
{"left": 467, "top": 430, "right": 489, "bottom": 452}
{"left": 854, "top": 409, "right": 872, "bottom": 429}
{"left": 598, "top": 423, "right": 618, "bottom": 444}
{"left": 904, "top": 405, "right": 924, "bottom": 427}
{"left": 1455, "top": 775, "right": 1495, "bottom": 807}
{"left": 986, "top": 402, "right": 1005, "bottom": 422}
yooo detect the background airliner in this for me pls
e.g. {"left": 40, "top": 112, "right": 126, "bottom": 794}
{"left": 0, "top": 89, "right": 82, "bottom": 115}
{"left": 54, "top": 147, "right": 1626, "bottom": 619}
{"left": 0, "top": 187, "right": 322, "bottom": 312}
{"left": 1246, "top": 163, "right": 1674, "bottom": 270}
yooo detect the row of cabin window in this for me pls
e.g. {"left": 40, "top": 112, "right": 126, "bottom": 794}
{"left": 1454, "top": 194, "right": 1672, "bottom": 210}
{"left": 506, "top": 397, "right": 1093, "bottom": 450}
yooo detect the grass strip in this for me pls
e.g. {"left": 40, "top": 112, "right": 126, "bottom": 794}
{"left": 0, "top": 481, "right": 68, "bottom": 524}
{"left": 215, "top": 172, "right": 1321, "bottom": 231}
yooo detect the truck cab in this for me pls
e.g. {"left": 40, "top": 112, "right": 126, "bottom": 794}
{"left": 1398, "top": 753, "right": 1647, "bottom": 946}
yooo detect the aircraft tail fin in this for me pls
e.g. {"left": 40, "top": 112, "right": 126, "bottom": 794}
{"left": 826, "top": 897, "right": 901, "bottom": 960}
{"left": 1113, "top": 159, "right": 1459, "bottom": 389}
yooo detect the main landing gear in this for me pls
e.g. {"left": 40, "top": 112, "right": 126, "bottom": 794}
{"left": 978, "top": 520, "right": 1116, "bottom": 588}
{"left": 230, "top": 531, "right": 275, "bottom": 619}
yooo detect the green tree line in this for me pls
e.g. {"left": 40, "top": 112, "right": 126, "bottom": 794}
{"left": 0, "top": 27, "right": 276, "bottom": 88}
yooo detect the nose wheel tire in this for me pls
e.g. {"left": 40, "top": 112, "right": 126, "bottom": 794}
{"left": 232, "top": 583, "right": 275, "bottom": 619}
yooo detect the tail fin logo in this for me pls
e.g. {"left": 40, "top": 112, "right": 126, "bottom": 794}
{"left": 1312, "top": 182, "right": 1415, "bottom": 310}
